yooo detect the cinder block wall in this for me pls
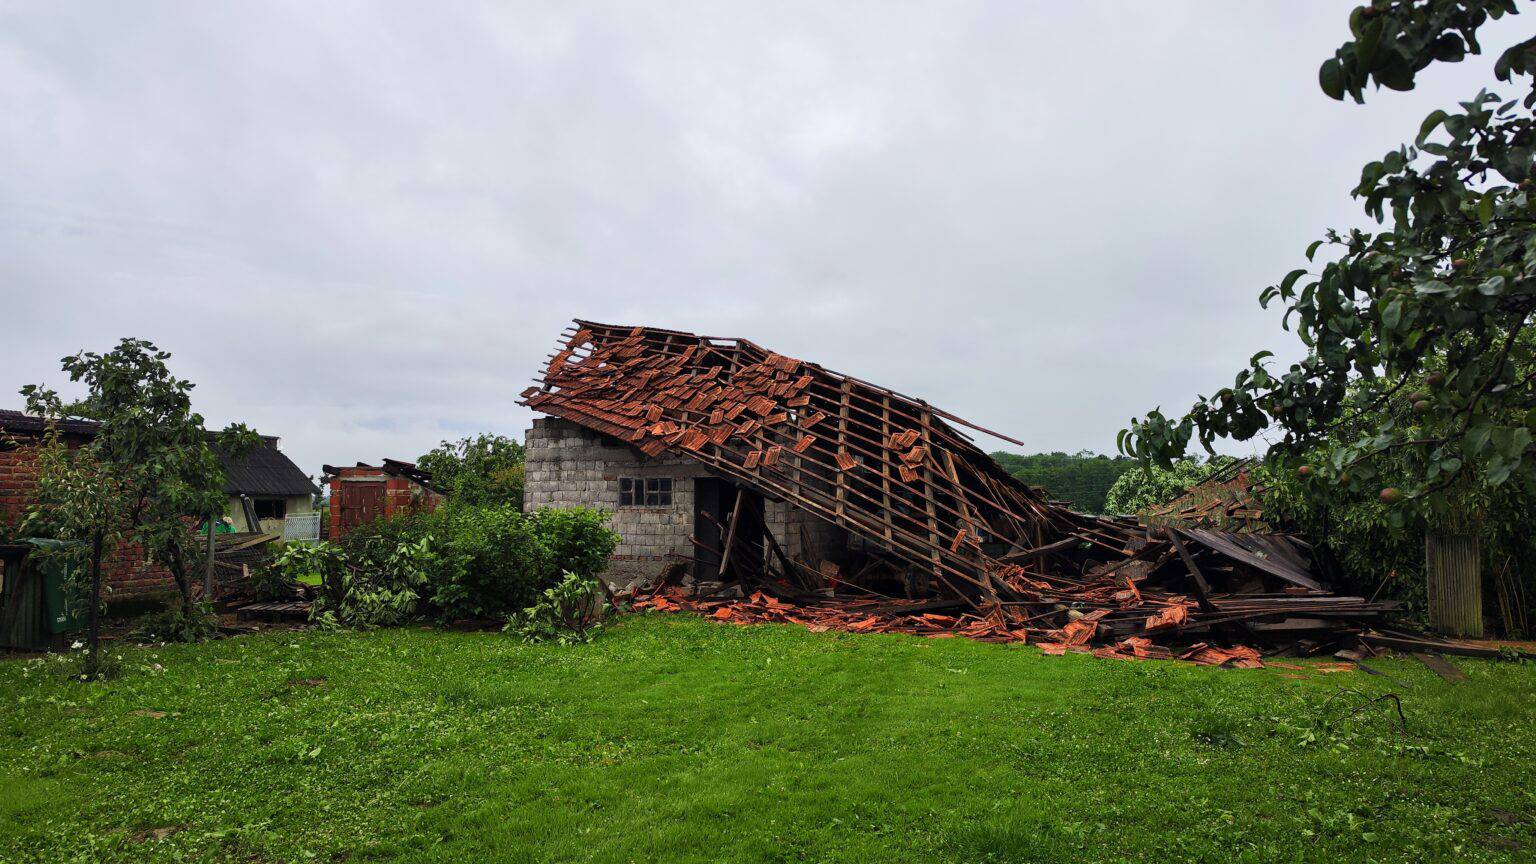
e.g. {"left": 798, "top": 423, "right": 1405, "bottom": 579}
{"left": 523, "top": 417, "right": 709, "bottom": 587}
{"left": 765, "top": 500, "right": 846, "bottom": 565}
{"left": 523, "top": 417, "right": 850, "bottom": 586}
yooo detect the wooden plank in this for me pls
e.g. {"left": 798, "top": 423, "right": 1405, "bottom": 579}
{"left": 1413, "top": 651, "right": 1469, "bottom": 682}
{"left": 1164, "top": 527, "right": 1219, "bottom": 614}
{"left": 835, "top": 379, "right": 851, "bottom": 519}
{"left": 919, "top": 407, "right": 945, "bottom": 586}
{"left": 880, "top": 395, "right": 893, "bottom": 544}
{"left": 717, "top": 488, "right": 745, "bottom": 579}
{"left": 1360, "top": 632, "right": 1536, "bottom": 660}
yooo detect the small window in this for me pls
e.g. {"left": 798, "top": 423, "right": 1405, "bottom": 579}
{"left": 619, "top": 477, "right": 673, "bottom": 506}
{"left": 252, "top": 498, "right": 287, "bottom": 520}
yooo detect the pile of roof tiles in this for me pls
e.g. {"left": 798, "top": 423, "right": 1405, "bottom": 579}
{"left": 631, "top": 589, "right": 1272, "bottom": 667}
{"left": 624, "top": 533, "right": 1387, "bottom": 668}
{"left": 1145, "top": 459, "right": 1271, "bottom": 532}
{"left": 525, "top": 321, "right": 1410, "bottom": 667}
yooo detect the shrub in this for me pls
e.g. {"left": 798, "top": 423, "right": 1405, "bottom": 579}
{"left": 506, "top": 571, "right": 609, "bottom": 644}
{"left": 340, "top": 504, "right": 620, "bottom": 623}
{"left": 270, "top": 540, "right": 431, "bottom": 629}
{"left": 416, "top": 433, "right": 526, "bottom": 507}
{"left": 128, "top": 600, "right": 220, "bottom": 644}
{"left": 248, "top": 560, "right": 299, "bottom": 601}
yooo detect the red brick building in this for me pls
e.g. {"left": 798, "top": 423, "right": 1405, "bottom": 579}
{"left": 1, "top": 410, "right": 316, "bottom": 600}
{"left": 0, "top": 412, "right": 176, "bottom": 598}
{"left": 322, "top": 459, "right": 445, "bottom": 540}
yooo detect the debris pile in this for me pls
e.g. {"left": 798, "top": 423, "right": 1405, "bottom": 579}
{"left": 627, "top": 520, "right": 1402, "bottom": 667}
{"left": 1145, "top": 459, "right": 1271, "bottom": 532}
{"left": 524, "top": 322, "right": 1424, "bottom": 666}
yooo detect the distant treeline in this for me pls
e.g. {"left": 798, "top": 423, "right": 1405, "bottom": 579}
{"left": 989, "top": 450, "right": 1135, "bottom": 514}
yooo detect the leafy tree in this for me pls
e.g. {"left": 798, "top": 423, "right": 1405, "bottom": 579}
{"left": 990, "top": 450, "right": 1136, "bottom": 513}
{"left": 416, "top": 434, "right": 525, "bottom": 506}
{"left": 1102, "top": 457, "right": 1236, "bottom": 516}
{"left": 1123, "top": 4, "right": 1536, "bottom": 521}
{"left": 22, "top": 339, "right": 256, "bottom": 677}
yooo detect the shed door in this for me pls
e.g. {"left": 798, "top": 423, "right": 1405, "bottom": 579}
{"left": 338, "top": 482, "right": 386, "bottom": 535}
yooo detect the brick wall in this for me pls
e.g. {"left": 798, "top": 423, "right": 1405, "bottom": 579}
{"left": 523, "top": 417, "right": 848, "bottom": 587}
{"left": 0, "top": 444, "right": 34, "bottom": 527}
{"left": 0, "top": 437, "right": 177, "bottom": 599}
{"left": 327, "top": 466, "right": 444, "bottom": 540}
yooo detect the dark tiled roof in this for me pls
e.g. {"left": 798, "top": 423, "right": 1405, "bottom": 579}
{"left": 0, "top": 409, "right": 101, "bottom": 437}
{"left": 208, "top": 439, "right": 320, "bottom": 497}
{"left": 0, "top": 409, "right": 318, "bottom": 498}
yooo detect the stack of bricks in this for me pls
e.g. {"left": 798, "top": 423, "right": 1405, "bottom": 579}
{"left": 0, "top": 437, "right": 176, "bottom": 599}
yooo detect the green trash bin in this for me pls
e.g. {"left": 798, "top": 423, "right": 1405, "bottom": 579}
{"left": 26, "top": 539, "right": 87, "bottom": 635}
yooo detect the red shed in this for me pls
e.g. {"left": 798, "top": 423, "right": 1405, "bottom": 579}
{"left": 322, "top": 459, "right": 446, "bottom": 540}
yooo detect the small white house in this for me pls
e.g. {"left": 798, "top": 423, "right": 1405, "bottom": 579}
{"left": 209, "top": 436, "right": 320, "bottom": 534}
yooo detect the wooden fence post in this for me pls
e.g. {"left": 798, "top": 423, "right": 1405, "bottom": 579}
{"left": 204, "top": 518, "right": 216, "bottom": 600}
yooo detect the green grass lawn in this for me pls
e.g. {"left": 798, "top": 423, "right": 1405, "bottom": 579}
{"left": 2, "top": 615, "right": 1534, "bottom": 863}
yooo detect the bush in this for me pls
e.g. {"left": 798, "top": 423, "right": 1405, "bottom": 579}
{"left": 340, "top": 504, "right": 620, "bottom": 623}
{"left": 247, "top": 560, "right": 299, "bottom": 601}
{"left": 416, "top": 433, "right": 526, "bottom": 507}
{"left": 506, "top": 571, "right": 609, "bottom": 644}
{"left": 128, "top": 600, "right": 219, "bottom": 644}
{"left": 270, "top": 540, "right": 430, "bottom": 629}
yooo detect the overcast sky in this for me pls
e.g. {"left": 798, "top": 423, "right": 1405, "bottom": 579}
{"left": 1, "top": 3, "right": 1528, "bottom": 479}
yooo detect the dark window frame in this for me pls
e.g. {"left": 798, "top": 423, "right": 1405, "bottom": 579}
{"left": 619, "top": 477, "right": 673, "bottom": 507}
{"left": 252, "top": 498, "right": 288, "bottom": 520}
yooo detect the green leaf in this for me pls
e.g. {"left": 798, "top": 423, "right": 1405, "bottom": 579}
{"left": 1319, "top": 58, "right": 1346, "bottom": 101}
{"left": 1382, "top": 297, "right": 1404, "bottom": 330}
{"left": 1465, "top": 423, "right": 1493, "bottom": 456}
{"left": 1488, "top": 456, "right": 1514, "bottom": 485}
{"left": 1305, "top": 239, "right": 1325, "bottom": 261}
{"left": 1430, "top": 34, "right": 1466, "bottom": 64}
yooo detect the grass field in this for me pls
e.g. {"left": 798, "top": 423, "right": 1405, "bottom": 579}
{"left": 2, "top": 614, "right": 1534, "bottom": 863}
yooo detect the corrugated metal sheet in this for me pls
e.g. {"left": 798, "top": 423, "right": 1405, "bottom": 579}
{"left": 207, "top": 440, "right": 319, "bottom": 497}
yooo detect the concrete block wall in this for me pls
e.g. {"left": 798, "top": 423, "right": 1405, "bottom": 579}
{"left": 766, "top": 499, "right": 847, "bottom": 565}
{"left": 524, "top": 416, "right": 851, "bottom": 587}
{"left": 524, "top": 417, "right": 709, "bottom": 587}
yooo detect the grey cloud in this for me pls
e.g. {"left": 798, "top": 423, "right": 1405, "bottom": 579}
{"left": 1, "top": 2, "right": 1527, "bottom": 477}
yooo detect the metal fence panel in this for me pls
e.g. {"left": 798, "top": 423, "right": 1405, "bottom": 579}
{"left": 283, "top": 513, "right": 322, "bottom": 542}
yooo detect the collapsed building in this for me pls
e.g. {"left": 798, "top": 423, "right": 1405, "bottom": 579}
{"left": 520, "top": 321, "right": 1414, "bottom": 664}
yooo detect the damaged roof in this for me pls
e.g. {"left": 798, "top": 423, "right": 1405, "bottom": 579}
{"left": 521, "top": 321, "right": 1138, "bottom": 605}
{"left": 322, "top": 459, "right": 446, "bottom": 494}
